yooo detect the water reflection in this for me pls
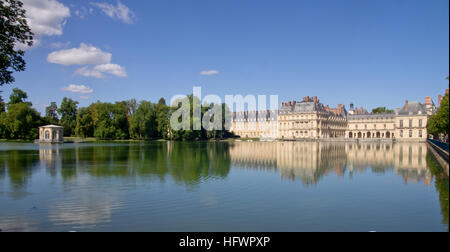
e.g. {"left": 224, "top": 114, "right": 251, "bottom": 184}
{"left": 0, "top": 141, "right": 442, "bottom": 189}
{"left": 0, "top": 141, "right": 447, "bottom": 231}
{"left": 229, "top": 142, "right": 433, "bottom": 186}
{"left": 34, "top": 142, "right": 231, "bottom": 187}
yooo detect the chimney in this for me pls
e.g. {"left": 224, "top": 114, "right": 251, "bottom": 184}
{"left": 314, "top": 96, "right": 318, "bottom": 103}
{"left": 405, "top": 100, "right": 409, "bottom": 109}
{"left": 446, "top": 89, "right": 449, "bottom": 95}
{"left": 438, "top": 95, "right": 443, "bottom": 106}
{"left": 425, "top": 97, "right": 432, "bottom": 105}
{"left": 350, "top": 102, "right": 354, "bottom": 110}
{"left": 338, "top": 104, "right": 342, "bottom": 115}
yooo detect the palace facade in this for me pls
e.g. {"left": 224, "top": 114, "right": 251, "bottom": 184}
{"left": 231, "top": 96, "right": 436, "bottom": 142}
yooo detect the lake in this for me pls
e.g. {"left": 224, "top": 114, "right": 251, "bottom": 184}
{"left": 0, "top": 141, "right": 448, "bottom": 232}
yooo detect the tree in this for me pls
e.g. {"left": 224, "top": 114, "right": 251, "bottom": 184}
{"left": 372, "top": 107, "right": 394, "bottom": 114}
{"left": 58, "top": 97, "right": 78, "bottom": 137}
{"left": 0, "top": 92, "right": 5, "bottom": 113}
{"left": 75, "top": 107, "right": 94, "bottom": 138}
{"left": 129, "top": 101, "right": 157, "bottom": 140}
{"left": 427, "top": 81, "right": 449, "bottom": 141}
{"left": 123, "top": 99, "right": 137, "bottom": 117}
{"left": 0, "top": 0, "right": 34, "bottom": 85}
{"left": 8, "top": 88, "right": 31, "bottom": 106}
{"left": 45, "top": 102, "right": 58, "bottom": 124}
{"left": 0, "top": 102, "right": 42, "bottom": 139}
{"left": 156, "top": 98, "right": 169, "bottom": 139}
{"left": 92, "top": 102, "right": 129, "bottom": 140}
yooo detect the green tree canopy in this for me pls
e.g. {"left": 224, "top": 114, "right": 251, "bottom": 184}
{"left": 58, "top": 97, "right": 78, "bottom": 137}
{"left": 372, "top": 107, "right": 394, "bottom": 114}
{"left": 0, "top": 102, "right": 42, "bottom": 139}
{"left": 45, "top": 102, "right": 58, "bottom": 124}
{"left": 8, "top": 88, "right": 31, "bottom": 106}
{"left": 129, "top": 101, "right": 157, "bottom": 140}
{"left": 0, "top": 0, "right": 34, "bottom": 85}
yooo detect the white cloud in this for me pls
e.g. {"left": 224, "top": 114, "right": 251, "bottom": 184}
{"left": 94, "top": 64, "right": 127, "bottom": 77}
{"left": 47, "top": 43, "right": 112, "bottom": 66}
{"left": 74, "top": 64, "right": 127, "bottom": 78}
{"left": 200, "top": 70, "right": 219, "bottom": 76}
{"left": 50, "top": 41, "right": 71, "bottom": 49}
{"left": 19, "top": 0, "right": 71, "bottom": 49}
{"left": 62, "top": 84, "right": 94, "bottom": 94}
{"left": 74, "top": 66, "right": 106, "bottom": 79}
{"left": 91, "top": 1, "right": 135, "bottom": 24}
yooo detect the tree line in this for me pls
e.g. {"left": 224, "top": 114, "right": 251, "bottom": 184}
{"left": 427, "top": 90, "right": 449, "bottom": 142}
{"left": 0, "top": 88, "right": 233, "bottom": 141}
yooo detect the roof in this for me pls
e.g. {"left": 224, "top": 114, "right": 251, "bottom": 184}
{"left": 39, "top": 125, "right": 64, "bottom": 129}
{"left": 397, "top": 102, "right": 427, "bottom": 116}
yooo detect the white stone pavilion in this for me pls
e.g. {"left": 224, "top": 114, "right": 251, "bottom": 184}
{"left": 38, "top": 125, "right": 64, "bottom": 143}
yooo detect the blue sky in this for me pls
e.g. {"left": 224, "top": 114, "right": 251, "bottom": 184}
{"left": 3, "top": 0, "right": 449, "bottom": 113}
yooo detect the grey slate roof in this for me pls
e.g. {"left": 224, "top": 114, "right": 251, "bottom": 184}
{"left": 397, "top": 102, "right": 427, "bottom": 116}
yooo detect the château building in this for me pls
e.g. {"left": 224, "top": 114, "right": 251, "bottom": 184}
{"left": 231, "top": 110, "right": 278, "bottom": 139}
{"left": 231, "top": 96, "right": 434, "bottom": 142}
{"left": 277, "top": 96, "right": 347, "bottom": 140}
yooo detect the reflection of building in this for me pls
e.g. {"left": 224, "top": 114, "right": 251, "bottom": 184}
{"left": 229, "top": 141, "right": 432, "bottom": 186}
{"left": 39, "top": 125, "right": 64, "bottom": 143}
{"left": 39, "top": 145, "right": 62, "bottom": 170}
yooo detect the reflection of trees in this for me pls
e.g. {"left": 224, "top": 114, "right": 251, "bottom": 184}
{"left": 426, "top": 152, "right": 449, "bottom": 231}
{"left": 0, "top": 149, "right": 39, "bottom": 191}
{"left": 40, "top": 142, "right": 232, "bottom": 187}
{"left": 167, "top": 142, "right": 231, "bottom": 187}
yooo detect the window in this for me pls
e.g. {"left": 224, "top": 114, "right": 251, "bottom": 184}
{"left": 400, "top": 130, "right": 404, "bottom": 138}
{"left": 374, "top": 124, "right": 377, "bottom": 130}
{"left": 419, "top": 119, "right": 423, "bottom": 128}
{"left": 400, "top": 120, "right": 404, "bottom": 128}
{"left": 419, "top": 130, "right": 423, "bottom": 138}
{"left": 384, "top": 124, "right": 387, "bottom": 129}
{"left": 409, "top": 130, "right": 413, "bottom": 138}
{"left": 409, "top": 120, "right": 413, "bottom": 129}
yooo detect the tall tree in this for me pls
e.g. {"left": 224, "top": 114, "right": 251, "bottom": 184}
{"left": 0, "top": 102, "right": 42, "bottom": 139}
{"left": 0, "top": 92, "right": 5, "bottom": 113}
{"left": 45, "top": 102, "right": 58, "bottom": 124}
{"left": 0, "top": 0, "right": 34, "bottom": 85}
{"left": 75, "top": 107, "right": 94, "bottom": 138}
{"left": 8, "top": 88, "right": 31, "bottom": 106}
{"left": 58, "top": 97, "right": 78, "bottom": 137}
{"left": 156, "top": 98, "right": 169, "bottom": 139}
{"left": 92, "top": 102, "right": 129, "bottom": 140}
{"left": 130, "top": 101, "right": 157, "bottom": 140}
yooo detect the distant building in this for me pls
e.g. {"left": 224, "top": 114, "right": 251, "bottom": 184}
{"left": 231, "top": 96, "right": 432, "bottom": 142}
{"left": 277, "top": 96, "right": 347, "bottom": 140}
{"left": 394, "top": 100, "right": 428, "bottom": 142}
{"left": 346, "top": 114, "right": 396, "bottom": 140}
{"left": 38, "top": 125, "right": 64, "bottom": 143}
{"left": 231, "top": 110, "right": 278, "bottom": 139}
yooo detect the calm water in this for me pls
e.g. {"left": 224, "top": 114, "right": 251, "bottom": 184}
{"left": 0, "top": 141, "right": 448, "bottom": 232}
